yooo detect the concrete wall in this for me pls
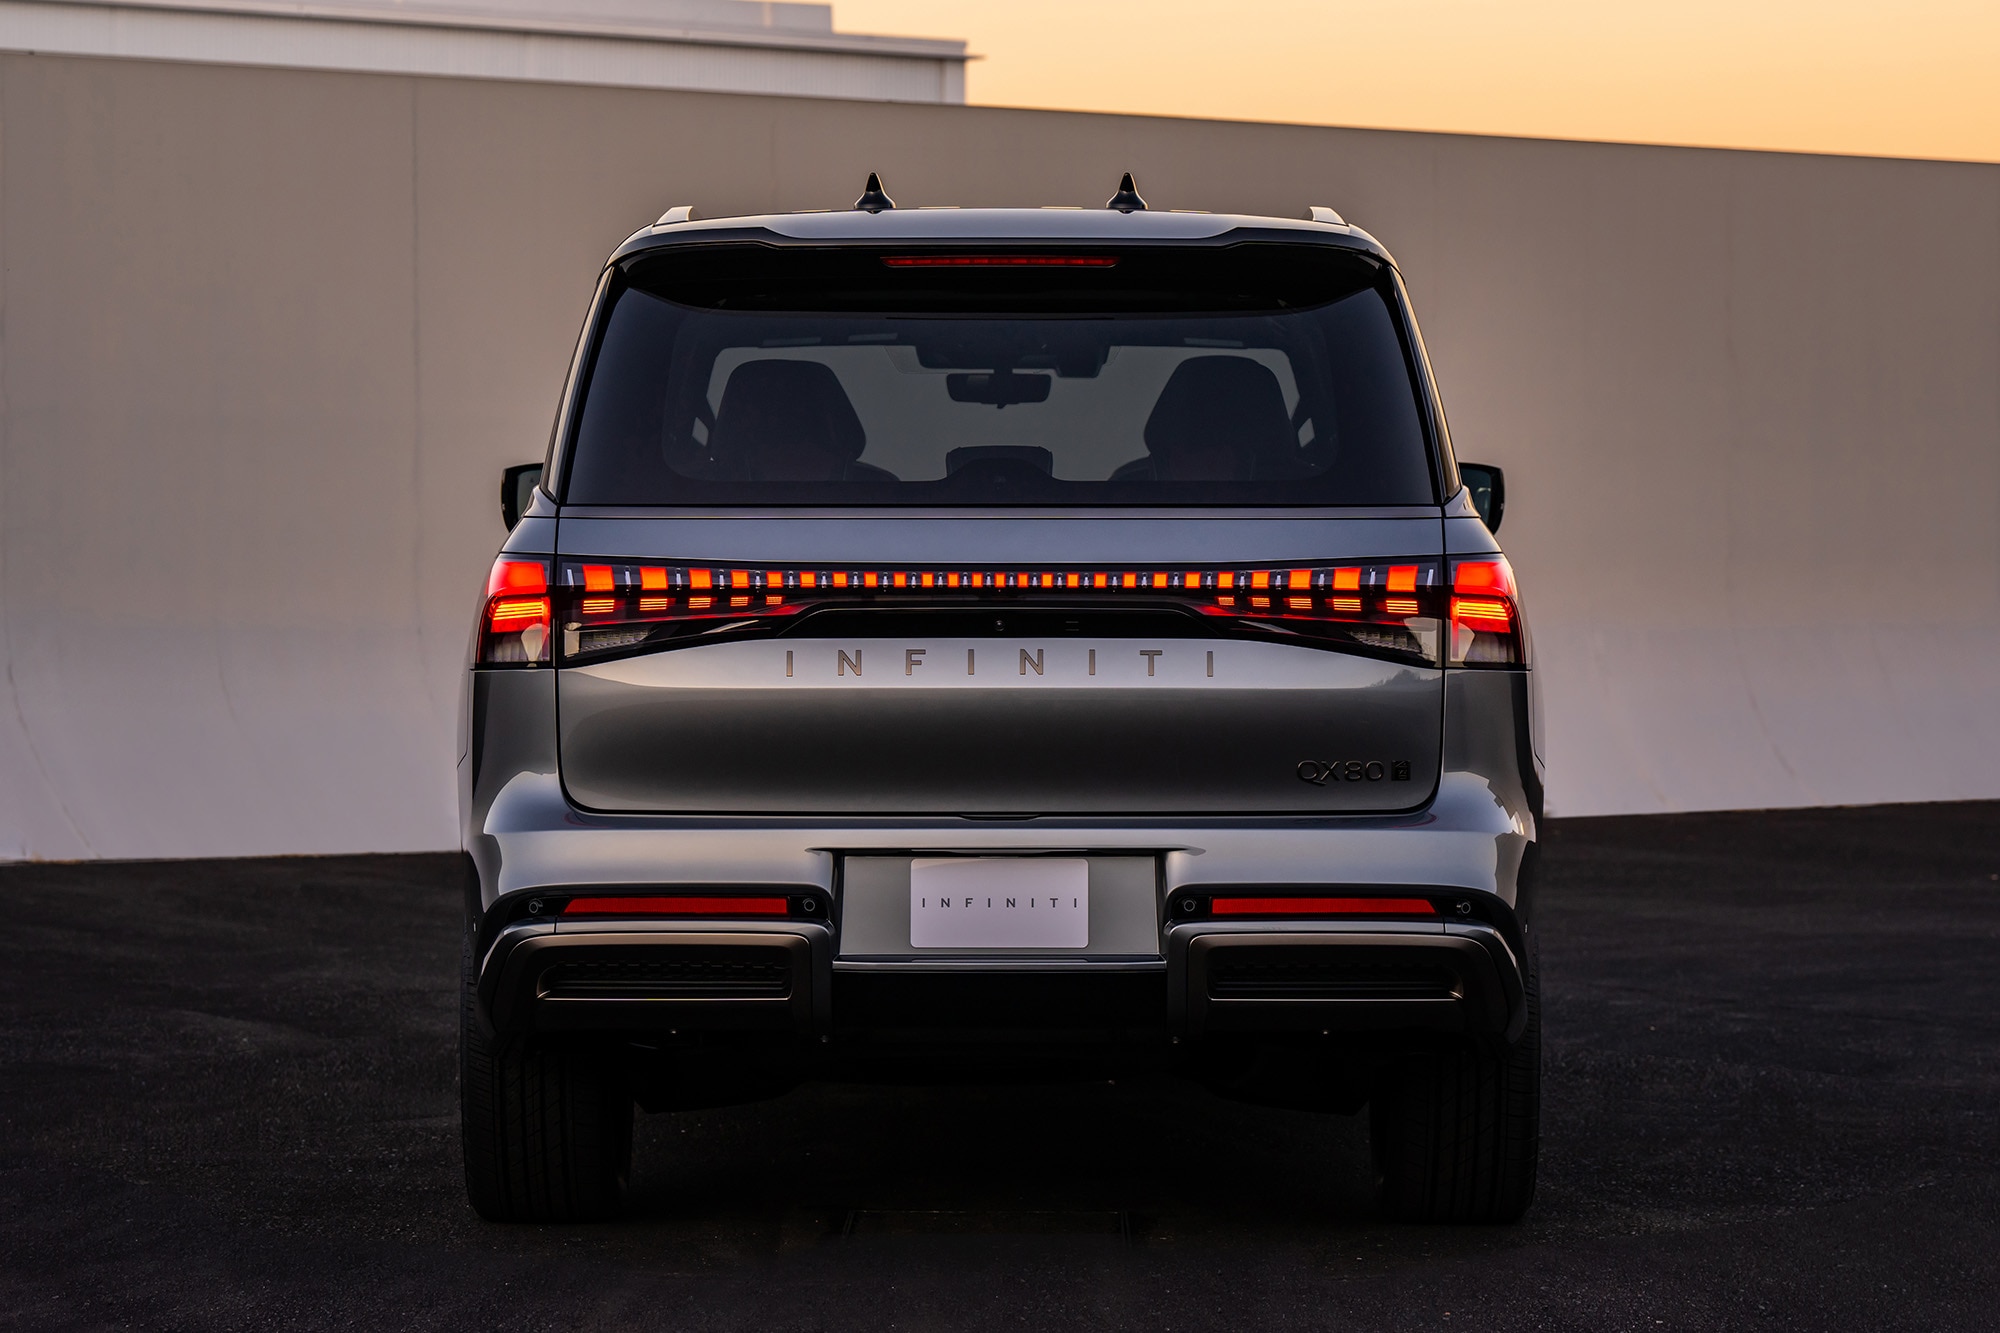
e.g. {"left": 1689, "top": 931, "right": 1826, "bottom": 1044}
{"left": 2, "top": 52, "right": 1995, "bottom": 859}
{"left": 0, "top": 0, "right": 970, "bottom": 104}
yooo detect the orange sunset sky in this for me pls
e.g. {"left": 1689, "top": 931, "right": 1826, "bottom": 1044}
{"left": 838, "top": 0, "right": 2000, "bottom": 163}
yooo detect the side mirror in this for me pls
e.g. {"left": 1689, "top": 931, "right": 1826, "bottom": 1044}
{"left": 1459, "top": 462, "right": 1506, "bottom": 533}
{"left": 501, "top": 463, "right": 543, "bottom": 529}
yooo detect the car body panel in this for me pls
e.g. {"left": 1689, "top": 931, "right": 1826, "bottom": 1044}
{"left": 558, "top": 636, "right": 1442, "bottom": 815}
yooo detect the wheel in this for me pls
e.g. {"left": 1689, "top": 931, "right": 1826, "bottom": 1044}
{"left": 1370, "top": 933, "right": 1540, "bottom": 1223}
{"left": 460, "top": 928, "right": 633, "bottom": 1222}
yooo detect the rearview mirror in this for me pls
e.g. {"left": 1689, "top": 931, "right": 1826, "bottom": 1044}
{"left": 1459, "top": 462, "right": 1506, "bottom": 533}
{"left": 946, "top": 371, "right": 1052, "bottom": 408}
{"left": 501, "top": 463, "right": 543, "bottom": 529}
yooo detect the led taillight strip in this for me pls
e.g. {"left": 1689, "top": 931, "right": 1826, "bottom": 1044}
{"left": 486, "top": 554, "right": 1525, "bottom": 667}
{"left": 1209, "top": 896, "right": 1439, "bottom": 917}
{"left": 563, "top": 562, "right": 1438, "bottom": 595}
{"left": 561, "top": 895, "right": 791, "bottom": 917}
{"left": 1451, "top": 597, "right": 1512, "bottom": 632}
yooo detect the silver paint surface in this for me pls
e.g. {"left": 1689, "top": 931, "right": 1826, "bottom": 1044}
{"left": 461, "top": 504, "right": 1539, "bottom": 926}
{"left": 558, "top": 636, "right": 1442, "bottom": 815}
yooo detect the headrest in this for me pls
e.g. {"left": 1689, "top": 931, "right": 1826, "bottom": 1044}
{"left": 710, "top": 359, "right": 867, "bottom": 482}
{"left": 1142, "top": 356, "right": 1296, "bottom": 481}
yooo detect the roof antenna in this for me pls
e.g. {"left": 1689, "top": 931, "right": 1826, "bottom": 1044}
{"left": 853, "top": 172, "right": 896, "bottom": 213}
{"left": 1106, "top": 171, "right": 1147, "bottom": 212}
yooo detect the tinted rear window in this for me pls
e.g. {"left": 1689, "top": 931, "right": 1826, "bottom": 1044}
{"left": 561, "top": 243, "right": 1437, "bottom": 506}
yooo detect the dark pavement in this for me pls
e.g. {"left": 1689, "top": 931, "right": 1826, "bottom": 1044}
{"left": 4, "top": 803, "right": 1998, "bottom": 1331}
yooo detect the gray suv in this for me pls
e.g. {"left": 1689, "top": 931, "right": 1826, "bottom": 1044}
{"left": 459, "top": 177, "right": 1541, "bottom": 1225}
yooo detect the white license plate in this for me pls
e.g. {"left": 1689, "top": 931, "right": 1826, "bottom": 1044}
{"left": 909, "top": 858, "right": 1089, "bottom": 949}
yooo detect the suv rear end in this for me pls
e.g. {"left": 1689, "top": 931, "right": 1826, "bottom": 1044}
{"left": 458, "top": 193, "right": 1542, "bottom": 1225}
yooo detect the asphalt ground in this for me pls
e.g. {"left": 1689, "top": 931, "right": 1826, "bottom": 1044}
{"left": 4, "top": 802, "right": 1998, "bottom": 1332}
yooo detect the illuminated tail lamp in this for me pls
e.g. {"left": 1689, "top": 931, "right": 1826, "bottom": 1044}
{"left": 478, "top": 557, "right": 551, "bottom": 665}
{"left": 546, "top": 558, "right": 1468, "bottom": 667}
{"left": 1448, "top": 556, "right": 1527, "bottom": 666}
{"left": 1208, "top": 896, "right": 1439, "bottom": 918}
{"left": 881, "top": 254, "right": 1119, "bottom": 268}
{"left": 561, "top": 895, "right": 791, "bottom": 917}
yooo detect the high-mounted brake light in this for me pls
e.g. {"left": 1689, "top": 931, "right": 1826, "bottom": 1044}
{"left": 561, "top": 895, "right": 790, "bottom": 917}
{"left": 881, "top": 255, "right": 1118, "bottom": 268}
{"left": 549, "top": 559, "right": 1449, "bottom": 666}
{"left": 478, "top": 558, "right": 551, "bottom": 666}
{"left": 1209, "top": 896, "right": 1439, "bottom": 918}
{"left": 1448, "top": 556, "right": 1527, "bottom": 667}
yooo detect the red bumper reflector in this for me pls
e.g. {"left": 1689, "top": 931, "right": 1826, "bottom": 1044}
{"left": 1209, "top": 896, "right": 1438, "bottom": 917}
{"left": 561, "top": 895, "right": 790, "bottom": 917}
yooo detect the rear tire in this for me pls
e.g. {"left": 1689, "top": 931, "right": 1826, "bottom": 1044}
{"left": 1370, "top": 934, "right": 1540, "bottom": 1223}
{"left": 460, "top": 929, "right": 633, "bottom": 1222}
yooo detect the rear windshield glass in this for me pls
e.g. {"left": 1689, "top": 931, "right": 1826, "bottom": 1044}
{"left": 561, "top": 243, "right": 1437, "bottom": 506}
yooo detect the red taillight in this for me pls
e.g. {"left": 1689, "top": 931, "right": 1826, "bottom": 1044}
{"left": 488, "top": 561, "right": 545, "bottom": 596}
{"left": 552, "top": 559, "right": 1448, "bottom": 665}
{"left": 561, "top": 895, "right": 790, "bottom": 917}
{"left": 479, "top": 558, "right": 551, "bottom": 666}
{"left": 1449, "top": 556, "right": 1526, "bottom": 667}
{"left": 881, "top": 255, "right": 1118, "bottom": 268}
{"left": 1209, "top": 896, "right": 1438, "bottom": 918}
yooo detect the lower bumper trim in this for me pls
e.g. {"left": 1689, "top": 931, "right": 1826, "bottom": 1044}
{"left": 1169, "top": 923, "right": 1523, "bottom": 1039}
{"left": 481, "top": 922, "right": 832, "bottom": 1037}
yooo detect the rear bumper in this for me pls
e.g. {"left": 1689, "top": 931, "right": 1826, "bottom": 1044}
{"left": 462, "top": 664, "right": 1540, "bottom": 1048}
{"left": 477, "top": 913, "right": 1523, "bottom": 1044}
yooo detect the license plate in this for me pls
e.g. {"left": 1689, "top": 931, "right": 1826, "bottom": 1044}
{"left": 909, "top": 858, "right": 1089, "bottom": 949}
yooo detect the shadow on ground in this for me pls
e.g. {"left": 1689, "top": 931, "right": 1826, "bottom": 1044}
{"left": 3, "top": 803, "right": 1998, "bottom": 1331}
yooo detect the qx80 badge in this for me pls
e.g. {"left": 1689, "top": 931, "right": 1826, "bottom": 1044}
{"left": 1297, "top": 759, "right": 1413, "bottom": 784}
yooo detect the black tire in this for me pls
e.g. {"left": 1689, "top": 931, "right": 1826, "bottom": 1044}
{"left": 1370, "top": 934, "right": 1540, "bottom": 1223}
{"left": 460, "top": 929, "right": 633, "bottom": 1222}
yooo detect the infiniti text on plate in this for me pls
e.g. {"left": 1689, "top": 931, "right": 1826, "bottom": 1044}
{"left": 909, "top": 858, "right": 1089, "bottom": 949}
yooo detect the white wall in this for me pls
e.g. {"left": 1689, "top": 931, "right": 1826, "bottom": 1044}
{"left": 0, "top": 0, "right": 969, "bottom": 103}
{"left": 1, "top": 53, "right": 1994, "bottom": 859}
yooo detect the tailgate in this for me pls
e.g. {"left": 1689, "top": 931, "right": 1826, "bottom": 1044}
{"left": 554, "top": 516, "right": 1444, "bottom": 816}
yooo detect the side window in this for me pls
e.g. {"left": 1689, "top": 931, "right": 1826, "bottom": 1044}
{"left": 565, "top": 288, "right": 683, "bottom": 504}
